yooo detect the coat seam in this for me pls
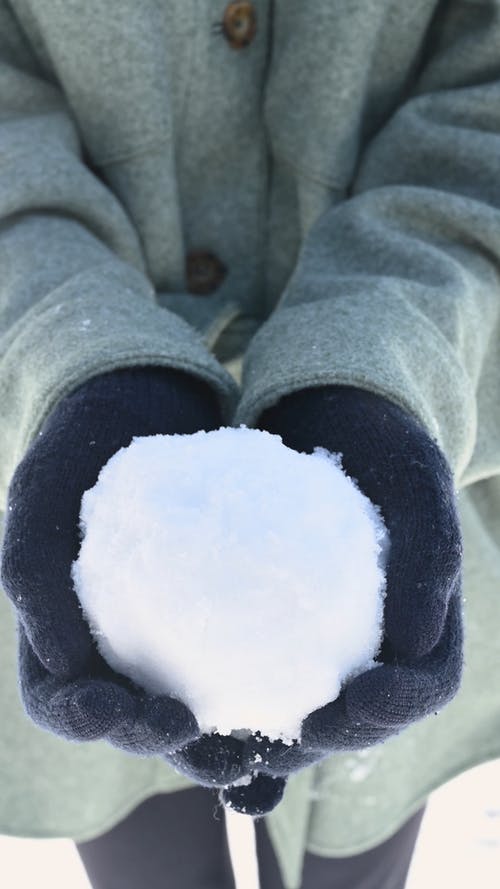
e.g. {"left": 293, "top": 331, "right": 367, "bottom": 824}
{"left": 272, "top": 146, "right": 348, "bottom": 192}
{"left": 91, "top": 135, "right": 173, "bottom": 168}
{"left": 176, "top": 0, "right": 200, "bottom": 161}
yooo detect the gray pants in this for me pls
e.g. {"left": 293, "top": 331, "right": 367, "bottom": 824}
{"left": 75, "top": 786, "right": 426, "bottom": 889}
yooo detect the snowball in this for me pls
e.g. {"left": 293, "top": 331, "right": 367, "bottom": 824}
{"left": 71, "top": 426, "right": 389, "bottom": 745}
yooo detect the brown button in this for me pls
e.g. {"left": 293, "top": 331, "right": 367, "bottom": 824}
{"left": 222, "top": 2, "right": 257, "bottom": 49}
{"left": 185, "top": 250, "right": 228, "bottom": 295}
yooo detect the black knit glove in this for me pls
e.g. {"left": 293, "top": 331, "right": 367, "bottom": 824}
{"left": 237, "top": 385, "right": 464, "bottom": 780}
{"left": 0, "top": 366, "right": 251, "bottom": 787}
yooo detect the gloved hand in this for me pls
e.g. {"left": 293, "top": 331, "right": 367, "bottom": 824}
{"left": 171, "top": 739, "right": 288, "bottom": 816}
{"left": 0, "top": 366, "right": 248, "bottom": 786}
{"left": 239, "top": 385, "right": 464, "bottom": 779}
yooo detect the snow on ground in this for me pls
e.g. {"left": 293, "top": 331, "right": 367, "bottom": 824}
{"left": 405, "top": 758, "right": 500, "bottom": 889}
{"left": 0, "top": 758, "right": 499, "bottom": 888}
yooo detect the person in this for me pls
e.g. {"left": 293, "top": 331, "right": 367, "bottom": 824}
{"left": 0, "top": 2, "right": 499, "bottom": 888}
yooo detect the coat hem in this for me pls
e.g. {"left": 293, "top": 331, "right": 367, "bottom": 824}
{"left": 0, "top": 779, "right": 199, "bottom": 842}
{"left": 303, "top": 746, "right": 500, "bottom": 858}
{"left": 1, "top": 748, "right": 499, "bottom": 889}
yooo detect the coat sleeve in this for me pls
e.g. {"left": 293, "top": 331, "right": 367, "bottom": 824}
{"left": 235, "top": 1, "right": 500, "bottom": 488}
{"left": 0, "top": 6, "right": 238, "bottom": 510}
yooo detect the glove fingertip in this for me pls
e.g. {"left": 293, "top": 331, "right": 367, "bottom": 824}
{"left": 142, "top": 694, "right": 201, "bottom": 751}
{"left": 219, "top": 773, "right": 287, "bottom": 816}
{"left": 300, "top": 698, "right": 346, "bottom": 750}
{"left": 171, "top": 732, "right": 244, "bottom": 786}
{"left": 18, "top": 613, "right": 95, "bottom": 680}
{"left": 384, "top": 605, "right": 445, "bottom": 663}
{"left": 52, "top": 680, "right": 132, "bottom": 740}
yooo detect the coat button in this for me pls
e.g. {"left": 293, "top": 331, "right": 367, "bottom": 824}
{"left": 222, "top": 2, "right": 257, "bottom": 49}
{"left": 185, "top": 250, "right": 228, "bottom": 295}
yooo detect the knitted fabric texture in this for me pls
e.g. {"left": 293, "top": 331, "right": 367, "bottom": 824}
{"left": 0, "top": 367, "right": 255, "bottom": 795}
{"left": 234, "top": 384, "right": 465, "bottom": 780}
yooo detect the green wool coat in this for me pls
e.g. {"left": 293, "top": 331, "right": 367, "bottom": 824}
{"left": 1, "top": 2, "right": 500, "bottom": 887}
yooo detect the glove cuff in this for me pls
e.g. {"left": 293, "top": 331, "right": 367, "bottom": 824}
{"left": 33, "top": 365, "right": 223, "bottom": 489}
{"left": 44, "top": 364, "right": 223, "bottom": 437}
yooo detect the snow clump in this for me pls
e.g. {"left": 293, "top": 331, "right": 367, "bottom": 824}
{"left": 71, "top": 426, "right": 389, "bottom": 745}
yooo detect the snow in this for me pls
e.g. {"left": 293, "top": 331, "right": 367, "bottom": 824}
{"left": 71, "top": 425, "right": 389, "bottom": 746}
{"left": 225, "top": 808, "right": 261, "bottom": 889}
